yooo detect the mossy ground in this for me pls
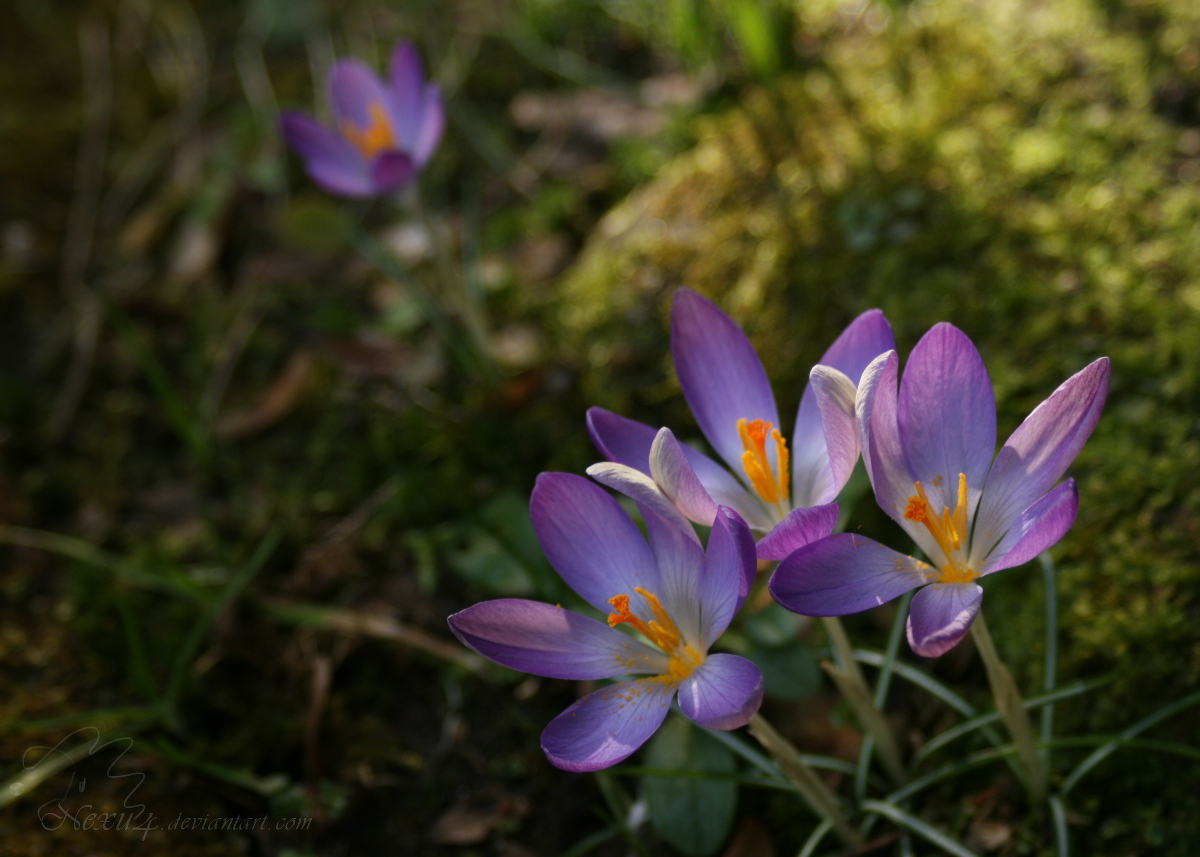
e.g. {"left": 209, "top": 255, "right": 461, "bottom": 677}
{"left": 0, "top": 0, "right": 1197, "bottom": 854}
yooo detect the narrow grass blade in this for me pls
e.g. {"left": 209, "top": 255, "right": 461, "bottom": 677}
{"left": 1060, "top": 689, "right": 1200, "bottom": 795}
{"left": 913, "top": 678, "right": 1109, "bottom": 768}
{"left": 559, "top": 824, "right": 620, "bottom": 857}
{"left": 860, "top": 800, "right": 981, "bottom": 857}
{"left": 1049, "top": 795, "right": 1069, "bottom": 857}
{"left": 796, "top": 818, "right": 833, "bottom": 857}
{"left": 1040, "top": 554, "right": 1059, "bottom": 761}
{"left": 854, "top": 650, "right": 976, "bottom": 717}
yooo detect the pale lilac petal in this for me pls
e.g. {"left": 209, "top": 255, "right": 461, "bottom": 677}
{"left": 386, "top": 41, "right": 424, "bottom": 150}
{"left": 755, "top": 503, "right": 839, "bottom": 561}
{"left": 970, "top": 358, "right": 1109, "bottom": 567}
{"left": 413, "top": 83, "right": 445, "bottom": 166}
{"left": 448, "top": 599, "right": 669, "bottom": 679}
{"left": 980, "top": 480, "right": 1079, "bottom": 575}
{"left": 807, "top": 365, "right": 860, "bottom": 501}
{"left": 541, "top": 678, "right": 676, "bottom": 771}
{"left": 906, "top": 583, "right": 982, "bottom": 657}
{"left": 677, "top": 654, "right": 764, "bottom": 730}
{"left": 530, "top": 473, "right": 660, "bottom": 617}
{"left": 369, "top": 151, "right": 414, "bottom": 193}
{"left": 650, "top": 428, "right": 719, "bottom": 526}
{"left": 770, "top": 534, "right": 931, "bottom": 616}
{"left": 586, "top": 462, "right": 699, "bottom": 540}
{"left": 792, "top": 310, "right": 895, "bottom": 506}
{"left": 329, "top": 59, "right": 393, "bottom": 131}
{"left": 897, "top": 323, "right": 996, "bottom": 516}
{"left": 279, "top": 112, "right": 373, "bottom": 197}
{"left": 671, "top": 289, "right": 779, "bottom": 477}
{"left": 698, "top": 507, "right": 757, "bottom": 644}
{"left": 587, "top": 408, "right": 769, "bottom": 529}
{"left": 857, "top": 352, "right": 943, "bottom": 558}
{"left": 640, "top": 506, "right": 705, "bottom": 649}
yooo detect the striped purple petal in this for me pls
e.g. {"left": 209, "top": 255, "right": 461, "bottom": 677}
{"left": 448, "top": 599, "right": 669, "bottom": 679}
{"left": 413, "top": 83, "right": 445, "bottom": 167}
{"left": 980, "top": 479, "right": 1079, "bottom": 575}
{"left": 649, "top": 427, "right": 719, "bottom": 526}
{"left": 792, "top": 309, "right": 895, "bottom": 506}
{"left": 387, "top": 41, "right": 425, "bottom": 151}
{"left": 586, "top": 461, "right": 699, "bottom": 541}
{"left": 677, "top": 654, "right": 764, "bottom": 730}
{"left": 970, "top": 358, "right": 1109, "bottom": 567}
{"left": 540, "top": 678, "right": 676, "bottom": 771}
{"left": 698, "top": 506, "right": 757, "bottom": 643}
{"left": 770, "top": 533, "right": 930, "bottom": 616}
{"left": 755, "top": 502, "right": 839, "bottom": 562}
{"left": 530, "top": 473, "right": 660, "bottom": 618}
{"left": 806, "top": 365, "right": 860, "bottom": 503}
{"left": 897, "top": 324, "right": 996, "bottom": 518}
{"left": 906, "top": 582, "right": 982, "bottom": 657}
{"left": 671, "top": 289, "right": 779, "bottom": 479}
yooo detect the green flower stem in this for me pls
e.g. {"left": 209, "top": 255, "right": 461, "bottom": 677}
{"left": 747, "top": 713, "right": 861, "bottom": 848}
{"left": 970, "top": 613, "right": 1046, "bottom": 803}
{"left": 821, "top": 616, "right": 907, "bottom": 784}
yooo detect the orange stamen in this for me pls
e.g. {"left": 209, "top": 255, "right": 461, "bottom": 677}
{"left": 737, "top": 418, "right": 790, "bottom": 505}
{"left": 339, "top": 101, "right": 396, "bottom": 160}
{"left": 607, "top": 588, "right": 703, "bottom": 680}
{"left": 904, "top": 473, "right": 975, "bottom": 583}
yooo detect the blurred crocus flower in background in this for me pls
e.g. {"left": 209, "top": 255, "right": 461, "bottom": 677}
{"left": 448, "top": 473, "right": 762, "bottom": 772}
{"left": 588, "top": 288, "right": 894, "bottom": 560}
{"left": 770, "top": 323, "right": 1110, "bottom": 657}
{"left": 280, "top": 41, "right": 444, "bottom": 197}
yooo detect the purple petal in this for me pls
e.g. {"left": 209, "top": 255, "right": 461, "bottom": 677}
{"left": 279, "top": 112, "right": 373, "bottom": 197}
{"left": 369, "top": 151, "right": 415, "bottom": 193}
{"left": 699, "top": 506, "right": 757, "bottom": 643}
{"left": 755, "top": 503, "right": 839, "bottom": 562}
{"left": 980, "top": 479, "right": 1079, "bottom": 574}
{"left": 386, "top": 41, "right": 425, "bottom": 151}
{"left": 792, "top": 310, "right": 895, "bottom": 506}
{"left": 807, "top": 365, "right": 860, "bottom": 501}
{"left": 448, "top": 599, "right": 668, "bottom": 679}
{"left": 530, "top": 473, "right": 660, "bottom": 617}
{"left": 640, "top": 505, "right": 706, "bottom": 648}
{"left": 329, "top": 59, "right": 394, "bottom": 132}
{"left": 857, "top": 352, "right": 941, "bottom": 556}
{"left": 413, "top": 83, "right": 445, "bottom": 167}
{"left": 906, "top": 583, "right": 982, "bottom": 657}
{"left": 971, "top": 358, "right": 1109, "bottom": 566}
{"left": 541, "top": 678, "right": 676, "bottom": 771}
{"left": 770, "top": 534, "right": 930, "bottom": 616}
{"left": 586, "top": 462, "right": 699, "bottom": 540}
{"left": 671, "top": 288, "right": 779, "bottom": 478}
{"left": 650, "top": 428, "right": 719, "bottom": 526}
{"left": 677, "top": 654, "right": 764, "bottom": 730}
{"left": 897, "top": 323, "right": 996, "bottom": 517}
{"left": 587, "top": 408, "right": 768, "bottom": 529}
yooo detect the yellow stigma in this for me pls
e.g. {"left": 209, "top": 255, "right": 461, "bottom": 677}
{"left": 904, "top": 473, "right": 975, "bottom": 583}
{"left": 607, "top": 588, "right": 704, "bottom": 680}
{"left": 737, "top": 418, "right": 790, "bottom": 505}
{"left": 339, "top": 101, "right": 397, "bottom": 160}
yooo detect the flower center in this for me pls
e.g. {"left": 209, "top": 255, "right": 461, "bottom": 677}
{"left": 737, "top": 418, "right": 790, "bottom": 505}
{"left": 339, "top": 101, "right": 397, "bottom": 161}
{"left": 607, "top": 588, "right": 704, "bottom": 679}
{"left": 904, "top": 472, "right": 975, "bottom": 583}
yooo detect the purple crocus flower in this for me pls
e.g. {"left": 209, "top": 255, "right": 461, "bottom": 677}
{"left": 448, "top": 472, "right": 763, "bottom": 772}
{"left": 587, "top": 288, "right": 895, "bottom": 560}
{"left": 280, "top": 41, "right": 444, "bottom": 198}
{"left": 769, "top": 323, "right": 1110, "bottom": 657}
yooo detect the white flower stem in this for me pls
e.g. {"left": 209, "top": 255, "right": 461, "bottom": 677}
{"left": 970, "top": 613, "right": 1047, "bottom": 803}
{"left": 821, "top": 616, "right": 907, "bottom": 785}
{"left": 748, "top": 713, "right": 861, "bottom": 848}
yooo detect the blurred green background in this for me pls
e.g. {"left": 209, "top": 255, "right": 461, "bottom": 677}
{"left": 0, "top": 0, "right": 1198, "bottom": 854}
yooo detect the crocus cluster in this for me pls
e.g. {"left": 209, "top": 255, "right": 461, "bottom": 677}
{"left": 587, "top": 289, "right": 895, "bottom": 560}
{"left": 448, "top": 288, "right": 1108, "bottom": 772}
{"left": 281, "top": 41, "right": 443, "bottom": 197}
